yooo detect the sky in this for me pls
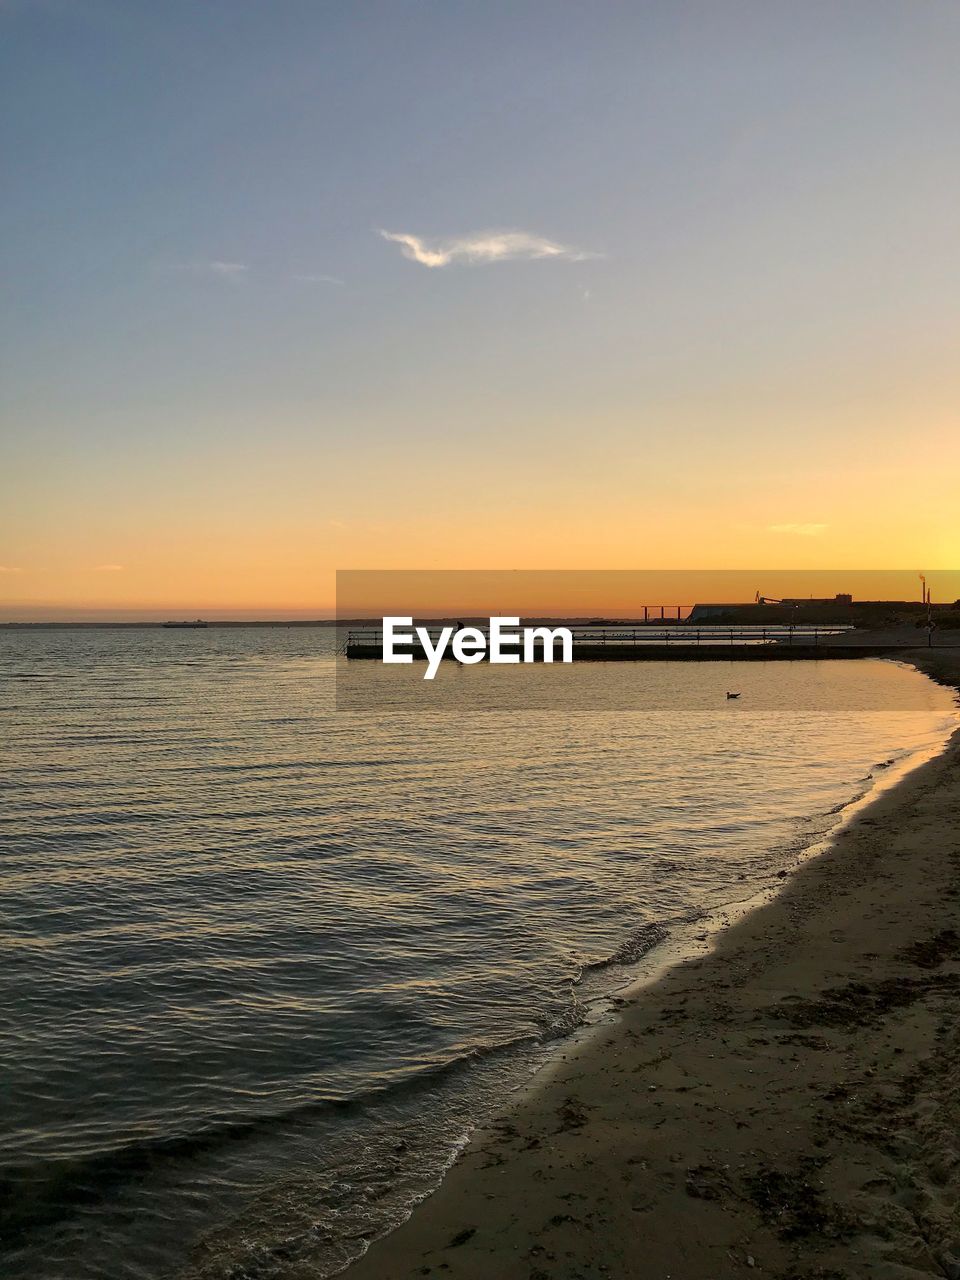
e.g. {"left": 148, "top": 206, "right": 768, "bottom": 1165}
{"left": 337, "top": 571, "right": 960, "bottom": 619}
{"left": 2, "top": 0, "right": 958, "bottom": 619}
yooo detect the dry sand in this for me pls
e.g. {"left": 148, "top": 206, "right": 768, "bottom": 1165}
{"left": 345, "top": 650, "right": 960, "bottom": 1280}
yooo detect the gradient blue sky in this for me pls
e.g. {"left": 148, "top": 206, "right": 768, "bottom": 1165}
{"left": 2, "top": 1, "right": 958, "bottom": 616}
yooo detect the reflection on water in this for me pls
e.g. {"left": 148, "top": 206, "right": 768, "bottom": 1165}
{"left": 0, "top": 627, "right": 955, "bottom": 1278}
{"left": 336, "top": 639, "right": 952, "bottom": 710}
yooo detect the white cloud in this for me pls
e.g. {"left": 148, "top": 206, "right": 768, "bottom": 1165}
{"left": 92, "top": 564, "right": 124, "bottom": 572}
{"left": 767, "top": 523, "right": 829, "bottom": 537}
{"left": 379, "top": 229, "right": 595, "bottom": 268}
{"left": 0, "top": 565, "right": 23, "bottom": 573}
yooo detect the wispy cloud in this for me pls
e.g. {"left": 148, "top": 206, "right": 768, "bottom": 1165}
{"left": 208, "top": 261, "right": 248, "bottom": 278}
{"left": 767, "top": 523, "right": 829, "bottom": 537}
{"left": 165, "top": 262, "right": 345, "bottom": 287}
{"left": 292, "top": 273, "right": 345, "bottom": 286}
{"left": 211, "top": 258, "right": 248, "bottom": 276}
{"left": 0, "top": 565, "right": 24, "bottom": 573}
{"left": 165, "top": 261, "right": 249, "bottom": 280}
{"left": 379, "top": 229, "right": 596, "bottom": 268}
{"left": 92, "top": 563, "right": 124, "bottom": 572}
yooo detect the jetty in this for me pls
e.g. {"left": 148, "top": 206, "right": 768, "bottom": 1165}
{"left": 342, "top": 623, "right": 906, "bottom": 662}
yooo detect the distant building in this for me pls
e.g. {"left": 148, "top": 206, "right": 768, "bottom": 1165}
{"left": 688, "top": 603, "right": 755, "bottom": 621}
{"left": 687, "top": 594, "right": 943, "bottom": 625}
{"left": 780, "top": 594, "right": 853, "bottom": 607}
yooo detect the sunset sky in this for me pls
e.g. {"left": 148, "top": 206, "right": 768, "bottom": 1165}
{"left": 2, "top": 1, "right": 958, "bottom": 619}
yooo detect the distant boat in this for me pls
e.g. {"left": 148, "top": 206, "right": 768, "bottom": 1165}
{"left": 162, "top": 620, "right": 208, "bottom": 629}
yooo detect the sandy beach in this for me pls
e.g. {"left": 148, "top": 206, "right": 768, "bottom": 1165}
{"left": 345, "top": 650, "right": 960, "bottom": 1280}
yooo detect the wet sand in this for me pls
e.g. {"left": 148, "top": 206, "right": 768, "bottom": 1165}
{"left": 345, "top": 650, "right": 960, "bottom": 1280}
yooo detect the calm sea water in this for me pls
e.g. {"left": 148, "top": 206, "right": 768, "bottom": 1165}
{"left": 0, "top": 627, "right": 955, "bottom": 1279}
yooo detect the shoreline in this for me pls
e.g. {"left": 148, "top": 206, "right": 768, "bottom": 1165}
{"left": 344, "top": 650, "right": 960, "bottom": 1280}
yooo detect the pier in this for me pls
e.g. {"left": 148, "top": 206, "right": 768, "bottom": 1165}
{"left": 341, "top": 624, "right": 887, "bottom": 662}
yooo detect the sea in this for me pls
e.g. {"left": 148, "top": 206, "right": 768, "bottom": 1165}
{"left": 0, "top": 625, "right": 955, "bottom": 1280}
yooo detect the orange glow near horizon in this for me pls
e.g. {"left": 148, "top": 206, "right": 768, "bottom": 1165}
{"left": 4, "top": 364, "right": 960, "bottom": 622}
{"left": 334, "top": 570, "right": 960, "bottom": 621}
{"left": 4, "top": 401, "right": 959, "bottom": 621}
{"left": 3, "top": 563, "right": 959, "bottom": 623}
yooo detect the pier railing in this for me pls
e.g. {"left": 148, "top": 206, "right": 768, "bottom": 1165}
{"left": 341, "top": 624, "right": 856, "bottom": 655}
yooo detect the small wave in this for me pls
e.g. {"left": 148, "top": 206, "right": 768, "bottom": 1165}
{"left": 538, "top": 994, "right": 588, "bottom": 1041}
{"left": 0, "top": 1036, "right": 535, "bottom": 1248}
{"left": 575, "top": 921, "right": 670, "bottom": 983}
{"left": 826, "top": 789, "right": 868, "bottom": 815}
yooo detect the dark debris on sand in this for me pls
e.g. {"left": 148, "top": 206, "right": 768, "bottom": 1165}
{"left": 771, "top": 972, "right": 959, "bottom": 1030}
{"left": 742, "top": 1162, "right": 854, "bottom": 1242}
